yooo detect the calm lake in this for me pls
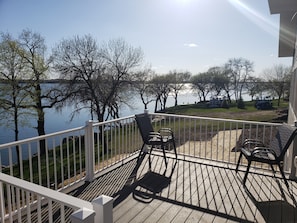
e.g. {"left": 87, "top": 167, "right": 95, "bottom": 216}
{"left": 0, "top": 80, "right": 256, "bottom": 146}
{"left": 0, "top": 85, "right": 255, "bottom": 165}
{"left": 0, "top": 87, "right": 198, "bottom": 144}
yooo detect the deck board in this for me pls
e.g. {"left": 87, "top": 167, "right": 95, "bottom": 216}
{"left": 66, "top": 152, "right": 297, "bottom": 223}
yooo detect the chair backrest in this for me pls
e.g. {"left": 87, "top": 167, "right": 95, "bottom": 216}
{"left": 269, "top": 123, "right": 297, "bottom": 160}
{"left": 135, "top": 113, "right": 154, "bottom": 144}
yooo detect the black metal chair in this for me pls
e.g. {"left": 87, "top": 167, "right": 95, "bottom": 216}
{"left": 135, "top": 113, "right": 177, "bottom": 169}
{"left": 236, "top": 123, "right": 297, "bottom": 188}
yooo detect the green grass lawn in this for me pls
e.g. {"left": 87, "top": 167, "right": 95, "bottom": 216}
{"left": 163, "top": 99, "right": 289, "bottom": 123}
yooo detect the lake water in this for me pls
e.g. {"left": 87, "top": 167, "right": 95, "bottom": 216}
{"left": 0, "top": 89, "right": 199, "bottom": 144}
{"left": 0, "top": 84, "right": 254, "bottom": 145}
{"left": 0, "top": 87, "right": 256, "bottom": 165}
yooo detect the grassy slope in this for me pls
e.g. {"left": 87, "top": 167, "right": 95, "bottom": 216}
{"left": 162, "top": 100, "right": 289, "bottom": 123}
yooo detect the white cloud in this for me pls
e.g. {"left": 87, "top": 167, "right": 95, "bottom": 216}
{"left": 183, "top": 43, "right": 198, "bottom": 48}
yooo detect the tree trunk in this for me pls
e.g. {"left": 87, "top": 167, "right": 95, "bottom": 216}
{"left": 36, "top": 83, "right": 46, "bottom": 155}
{"left": 37, "top": 119, "right": 46, "bottom": 155}
{"left": 174, "top": 92, "right": 178, "bottom": 106}
{"left": 162, "top": 97, "right": 167, "bottom": 110}
{"left": 154, "top": 100, "right": 158, "bottom": 112}
{"left": 278, "top": 96, "right": 281, "bottom": 107}
{"left": 14, "top": 107, "right": 21, "bottom": 174}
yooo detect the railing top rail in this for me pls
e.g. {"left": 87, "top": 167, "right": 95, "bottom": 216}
{"left": 0, "top": 116, "right": 136, "bottom": 149}
{"left": 148, "top": 112, "right": 281, "bottom": 126}
{"left": 0, "top": 126, "right": 85, "bottom": 149}
{"left": 0, "top": 172, "right": 93, "bottom": 210}
{"left": 0, "top": 113, "right": 281, "bottom": 150}
{"left": 92, "top": 115, "right": 136, "bottom": 127}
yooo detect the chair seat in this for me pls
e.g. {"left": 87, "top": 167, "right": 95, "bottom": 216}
{"left": 236, "top": 123, "right": 297, "bottom": 189}
{"left": 135, "top": 113, "right": 177, "bottom": 169}
{"left": 241, "top": 147, "right": 277, "bottom": 163}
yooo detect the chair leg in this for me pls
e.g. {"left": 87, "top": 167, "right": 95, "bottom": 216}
{"left": 278, "top": 163, "right": 289, "bottom": 189}
{"left": 270, "top": 164, "right": 276, "bottom": 174}
{"left": 161, "top": 145, "right": 168, "bottom": 168}
{"left": 243, "top": 160, "right": 251, "bottom": 186}
{"left": 148, "top": 145, "right": 154, "bottom": 170}
{"left": 236, "top": 152, "right": 243, "bottom": 173}
{"left": 137, "top": 144, "right": 146, "bottom": 162}
{"left": 172, "top": 141, "right": 177, "bottom": 160}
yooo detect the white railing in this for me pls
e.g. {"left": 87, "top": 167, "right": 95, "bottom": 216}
{"left": 0, "top": 115, "right": 140, "bottom": 222}
{"left": 0, "top": 172, "right": 113, "bottom": 223}
{"left": 0, "top": 113, "right": 281, "bottom": 184}
{"left": 0, "top": 126, "right": 86, "bottom": 190}
{"left": 0, "top": 112, "right": 282, "bottom": 222}
{"left": 147, "top": 113, "right": 280, "bottom": 167}
{"left": 85, "top": 115, "right": 141, "bottom": 181}
{"left": 0, "top": 115, "right": 142, "bottom": 188}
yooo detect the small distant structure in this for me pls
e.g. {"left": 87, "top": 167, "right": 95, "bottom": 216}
{"left": 207, "top": 96, "right": 228, "bottom": 108}
{"left": 255, "top": 96, "right": 273, "bottom": 110}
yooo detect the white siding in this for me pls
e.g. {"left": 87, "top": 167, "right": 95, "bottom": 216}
{"left": 287, "top": 35, "right": 297, "bottom": 178}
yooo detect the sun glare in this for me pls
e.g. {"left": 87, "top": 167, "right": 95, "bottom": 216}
{"left": 227, "top": 0, "right": 278, "bottom": 37}
{"left": 175, "top": 0, "right": 192, "bottom": 4}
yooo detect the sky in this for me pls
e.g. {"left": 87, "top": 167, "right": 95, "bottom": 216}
{"left": 0, "top": 0, "right": 293, "bottom": 77}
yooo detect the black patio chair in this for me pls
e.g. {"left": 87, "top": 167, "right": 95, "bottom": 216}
{"left": 235, "top": 123, "right": 297, "bottom": 188}
{"left": 135, "top": 113, "right": 177, "bottom": 169}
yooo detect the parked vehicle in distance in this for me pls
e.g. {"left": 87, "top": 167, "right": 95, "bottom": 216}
{"left": 207, "top": 96, "right": 229, "bottom": 108}
{"left": 255, "top": 98, "right": 273, "bottom": 110}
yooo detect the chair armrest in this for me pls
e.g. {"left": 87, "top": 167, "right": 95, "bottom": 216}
{"left": 243, "top": 139, "right": 265, "bottom": 147}
{"left": 241, "top": 147, "right": 252, "bottom": 156}
{"left": 148, "top": 132, "right": 163, "bottom": 144}
{"left": 149, "top": 131, "right": 162, "bottom": 137}
{"left": 159, "top": 128, "right": 174, "bottom": 136}
{"left": 251, "top": 147, "right": 277, "bottom": 160}
{"left": 159, "top": 128, "right": 173, "bottom": 132}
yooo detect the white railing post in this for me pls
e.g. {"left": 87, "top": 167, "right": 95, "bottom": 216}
{"left": 70, "top": 208, "right": 95, "bottom": 223}
{"left": 92, "top": 195, "right": 113, "bottom": 223}
{"left": 0, "top": 182, "right": 5, "bottom": 221}
{"left": 85, "top": 121, "right": 95, "bottom": 182}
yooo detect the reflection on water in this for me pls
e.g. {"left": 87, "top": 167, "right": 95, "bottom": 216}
{"left": 0, "top": 88, "right": 254, "bottom": 165}
{"left": 0, "top": 91, "right": 198, "bottom": 144}
{"left": 0, "top": 86, "right": 254, "bottom": 145}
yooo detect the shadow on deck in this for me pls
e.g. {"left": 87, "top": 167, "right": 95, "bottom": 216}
{"left": 69, "top": 152, "right": 297, "bottom": 223}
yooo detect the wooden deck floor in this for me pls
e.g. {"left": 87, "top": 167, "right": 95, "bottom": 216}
{"left": 69, "top": 153, "right": 297, "bottom": 223}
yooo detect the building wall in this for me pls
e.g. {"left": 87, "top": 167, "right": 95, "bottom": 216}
{"left": 267, "top": 0, "right": 297, "bottom": 178}
{"left": 287, "top": 38, "right": 297, "bottom": 178}
{"left": 289, "top": 40, "right": 297, "bottom": 124}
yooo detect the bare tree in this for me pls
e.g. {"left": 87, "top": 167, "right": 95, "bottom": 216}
{"left": 0, "top": 32, "right": 33, "bottom": 166}
{"left": 0, "top": 33, "right": 27, "bottom": 139}
{"left": 207, "top": 66, "right": 230, "bottom": 98}
{"left": 263, "top": 64, "right": 291, "bottom": 106}
{"left": 52, "top": 36, "right": 144, "bottom": 122}
{"left": 150, "top": 74, "right": 172, "bottom": 112}
{"left": 245, "top": 76, "right": 265, "bottom": 101}
{"left": 190, "top": 72, "right": 211, "bottom": 102}
{"left": 225, "top": 58, "right": 254, "bottom": 101}
{"left": 167, "top": 70, "right": 191, "bottom": 106}
{"left": 99, "top": 38, "right": 144, "bottom": 119}
{"left": 17, "top": 29, "right": 56, "bottom": 155}
{"left": 52, "top": 35, "right": 106, "bottom": 121}
{"left": 134, "top": 68, "right": 155, "bottom": 110}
